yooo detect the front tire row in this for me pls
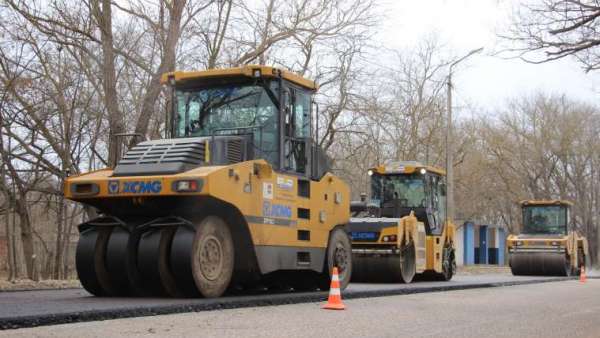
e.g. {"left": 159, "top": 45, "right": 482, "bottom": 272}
{"left": 76, "top": 217, "right": 353, "bottom": 298}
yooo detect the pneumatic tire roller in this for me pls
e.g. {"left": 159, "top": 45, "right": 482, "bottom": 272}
{"left": 67, "top": 66, "right": 354, "bottom": 298}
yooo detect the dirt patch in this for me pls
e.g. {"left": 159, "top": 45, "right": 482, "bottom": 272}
{"left": 0, "top": 279, "right": 81, "bottom": 292}
{"left": 457, "top": 265, "right": 511, "bottom": 275}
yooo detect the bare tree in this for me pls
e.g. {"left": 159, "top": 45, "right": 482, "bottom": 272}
{"left": 501, "top": 1, "right": 600, "bottom": 72}
{"left": 463, "top": 93, "right": 600, "bottom": 264}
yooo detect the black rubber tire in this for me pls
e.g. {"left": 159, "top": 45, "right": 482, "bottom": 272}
{"left": 438, "top": 246, "right": 455, "bottom": 281}
{"left": 191, "top": 216, "right": 235, "bottom": 298}
{"left": 319, "top": 227, "right": 352, "bottom": 291}
{"left": 575, "top": 249, "right": 585, "bottom": 275}
{"left": 137, "top": 228, "right": 181, "bottom": 297}
{"left": 75, "top": 227, "right": 114, "bottom": 296}
{"left": 170, "top": 226, "right": 201, "bottom": 297}
{"left": 565, "top": 255, "right": 573, "bottom": 277}
{"left": 399, "top": 241, "right": 417, "bottom": 283}
{"left": 125, "top": 227, "right": 148, "bottom": 297}
{"left": 104, "top": 227, "right": 134, "bottom": 296}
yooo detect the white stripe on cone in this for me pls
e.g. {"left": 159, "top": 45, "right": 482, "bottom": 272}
{"left": 332, "top": 274, "right": 339, "bottom": 282}
{"left": 329, "top": 288, "right": 341, "bottom": 296}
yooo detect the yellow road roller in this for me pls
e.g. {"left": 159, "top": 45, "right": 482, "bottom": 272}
{"left": 64, "top": 65, "right": 352, "bottom": 297}
{"left": 347, "top": 161, "right": 456, "bottom": 283}
{"left": 507, "top": 200, "right": 588, "bottom": 276}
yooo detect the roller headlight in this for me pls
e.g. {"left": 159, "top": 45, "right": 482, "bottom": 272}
{"left": 172, "top": 179, "right": 203, "bottom": 192}
{"left": 381, "top": 235, "right": 397, "bottom": 243}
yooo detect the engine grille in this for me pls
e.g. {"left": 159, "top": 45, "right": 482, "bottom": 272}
{"left": 119, "top": 140, "right": 205, "bottom": 166}
{"left": 112, "top": 138, "right": 207, "bottom": 176}
{"left": 226, "top": 139, "right": 243, "bottom": 164}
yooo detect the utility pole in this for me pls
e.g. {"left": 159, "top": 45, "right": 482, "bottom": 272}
{"left": 446, "top": 47, "right": 483, "bottom": 224}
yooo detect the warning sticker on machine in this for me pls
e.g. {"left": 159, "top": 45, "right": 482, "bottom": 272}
{"left": 263, "top": 182, "right": 273, "bottom": 199}
{"left": 276, "top": 177, "right": 294, "bottom": 190}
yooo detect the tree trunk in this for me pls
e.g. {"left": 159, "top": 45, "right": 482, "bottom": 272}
{"left": 130, "top": 0, "right": 186, "bottom": 146}
{"left": 62, "top": 204, "right": 77, "bottom": 279}
{"left": 93, "top": 0, "right": 125, "bottom": 167}
{"left": 15, "top": 198, "right": 34, "bottom": 279}
{"left": 4, "top": 210, "right": 14, "bottom": 280}
{"left": 53, "top": 194, "right": 64, "bottom": 279}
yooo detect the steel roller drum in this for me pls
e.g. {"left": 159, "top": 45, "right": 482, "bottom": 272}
{"left": 510, "top": 252, "right": 571, "bottom": 276}
{"left": 351, "top": 255, "right": 403, "bottom": 282}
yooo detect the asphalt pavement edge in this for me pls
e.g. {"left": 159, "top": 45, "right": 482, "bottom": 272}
{"left": 0, "top": 276, "right": 591, "bottom": 330}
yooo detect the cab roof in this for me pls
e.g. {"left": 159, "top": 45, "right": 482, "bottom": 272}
{"left": 520, "top": 200, "right": 573, "bottom": 207}
{"left": 370, "top": 161, "right": 446, "bottom": 176}
{"left": 160, "top": 65, "right": 317, "bottom": 90}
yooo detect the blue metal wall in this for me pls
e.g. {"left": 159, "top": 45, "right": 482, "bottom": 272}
{"left": 463, "top": 222, "right": 475, "bottom": 265}
{"left": 462, "top": 223, "right": 506, "bottom": 266}
{"left": 478, "top": 225, "right": 488, "bottom": 264}
{"left": 497, "top": 228, "right": 505, "bottom": 266}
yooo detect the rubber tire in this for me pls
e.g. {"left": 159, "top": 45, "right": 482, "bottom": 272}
{"left": 170, "top": 226, "right": 201, "bottom": 297}
{"left": 319, "top": 227, "right": 352, "bottom": 291}
{"left": 75, "top": 227, "right": 115, "bottom": 296}
{"left": 125, "top": 227, "right": 148, "bottom": 297}
{"left": 575, "top": 249, "right": 586, "bottom": 276}
{"left": 564, "top": 255, "right": 573, "bottom": 277}
{"left": 104, "top": 227, "right": 133, "bottom": 296}
{"left": 137, "top": 228, "right": 181, "bottom": 296}
{"left": 439, "top": 246, "right": 455, "bottom": 281}
{"left": 399, "top": 241, "right": 416, "bottom": 283}
{"left": 191, "top": 216, "right": 235, "bottom": 298}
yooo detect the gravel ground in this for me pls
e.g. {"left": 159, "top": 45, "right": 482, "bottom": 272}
{"left": 0, "top": 279, "right": 81, "bottom": 292}
{"left": 2, "top": 279, "right": 599, "bottom": 338}
{"left": 456, "top": 265, "right": 511, "bottom": 275}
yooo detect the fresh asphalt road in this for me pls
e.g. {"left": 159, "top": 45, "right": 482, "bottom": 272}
{"left": 2, "top": 279, "right": 599, "bottom": 338}
{"left": 0, "top": 274, "right": 585, "bottom": 329}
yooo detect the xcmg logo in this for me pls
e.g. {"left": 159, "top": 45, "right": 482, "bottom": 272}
{"left": 107, "top": 180, "right": 162, "bottom": 194}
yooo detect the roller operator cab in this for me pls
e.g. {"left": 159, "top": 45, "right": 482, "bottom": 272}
{"left": 507, "top": 200, "right": 589, "bottom": 276}
{"left": 347, "top": 161, "right": 456, "bottom": 283}
{"left": 65, "top": 66, "right": 352, "bottom": 298}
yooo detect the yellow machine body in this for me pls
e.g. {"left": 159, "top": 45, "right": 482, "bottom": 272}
{"left": 65, "top": 160, "right": 349, "bottom": 273}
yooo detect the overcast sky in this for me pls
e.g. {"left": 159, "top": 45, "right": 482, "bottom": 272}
{"left": 379, "top": 0, "right": 600, "bottom": 118}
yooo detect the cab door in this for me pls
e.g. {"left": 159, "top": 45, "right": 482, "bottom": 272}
{"left": 426, "top": 174, "right": 446, "bottom": 236}
{"left": 281, "top": 86, "right": 312, "bottom": 176}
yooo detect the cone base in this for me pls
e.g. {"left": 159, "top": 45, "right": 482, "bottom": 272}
{"left": 322, "top": 303, "right": 346, "bottom": 310}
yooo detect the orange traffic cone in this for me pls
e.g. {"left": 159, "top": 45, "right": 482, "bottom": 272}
{"left": 580, "top": 266, "right": 587, "bottom": 283}
{"left": 322, "top": 267, "right": 345, "bottom": 310}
